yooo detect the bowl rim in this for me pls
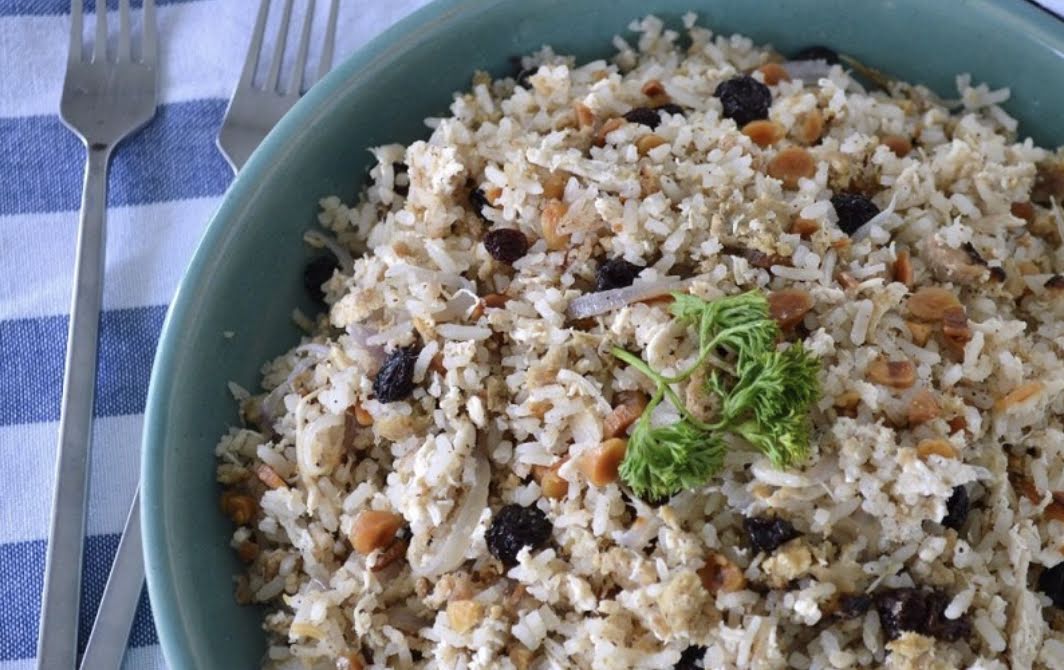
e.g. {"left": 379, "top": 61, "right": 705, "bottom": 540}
{"left": 142, "top": 0, "right": 1064, "bottom": 666}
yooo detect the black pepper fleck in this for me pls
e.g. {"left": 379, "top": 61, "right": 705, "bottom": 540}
{"left": 485, "top": 504, "right": 552, "bottom": 565}
{"left": 743, "top": 515, "right": 800, "bottom": 555}
{"left": 713, "top": 75, "right": 772, "bottom": 127}
{"left": 831, "top": 193, "right": 881, "bottom": 235}
{"left": 373, "top": 346, "right": 419, "bottom": 403}
{"left": 484, "top": 228, "right": 529, "bottom": 264}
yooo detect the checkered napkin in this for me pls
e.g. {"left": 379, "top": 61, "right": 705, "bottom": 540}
{"left": 0, "top": 1, "right": 1059, "bottom": 668}
{"left": 0, "top": 1, "right": 427, "bottom": 667}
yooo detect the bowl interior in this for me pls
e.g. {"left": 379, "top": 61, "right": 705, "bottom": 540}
{"left": 142, "top": 0, "right": 1064, "bottom": 666}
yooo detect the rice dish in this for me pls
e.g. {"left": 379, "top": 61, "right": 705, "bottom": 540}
{"left": 214, "top": 15, "right": 1064, "bottom": 669}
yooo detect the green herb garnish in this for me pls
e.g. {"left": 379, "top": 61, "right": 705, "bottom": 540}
{"left": 613, "top": 290, "right": 820, "bottom": 500}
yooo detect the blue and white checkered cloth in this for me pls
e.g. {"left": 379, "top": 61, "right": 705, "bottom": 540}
{"left": 0, "top": 0, "right": 429, "bottom": 667}
{"left": 1, "top": 1, "right": 1062, "bottom": 668}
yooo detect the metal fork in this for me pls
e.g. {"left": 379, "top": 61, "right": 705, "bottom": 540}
{"left": 217, "top": 0, "right": 339, "bottom": 172}
{"left": 38, "top": 2, "right": 158, "bottom": 669}
{"left": 77, "top": 3, "right": 340, "bottom": 667}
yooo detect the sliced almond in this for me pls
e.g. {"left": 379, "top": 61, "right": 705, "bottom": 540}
{"left": 596, "top": 117, "right": 625, "bottom": 146}
{"left": 892, "top": 248, "right": 913, "bottom": 287}
{"left": 916, "top": 438, "right": 957, "bottom": 461}
{"left": 447, "top": 599, "right": 483, "bottom": 633}
{"left": 579, "top": 438, "right": 627, "bottom": 487}
{"left": 636, "top": 133, "right": 668, "bottom": 156}
{"left": 603, "top": 390, "right": 648, "bottom": 439}
{"left": 757, "top": 62, "right": 791, "bottom": 86}
{"left": 540, "top": 198, "right": 570, "bottom": 250}
{"left": 349, "top": 510, "right": 404, "bottom": 555}
{"left": 790, "top": 217, "right": 820, "bottom": 238}
{"left": 942, "top": 305, "right": 971, "bottom": 343}
{"left": 907, "top": 287, "right": 961, "bottom": 321}
{"left": 542, "top": 171, "right": 569, "bottom": 200}
{"left": 698, "top": 552, "right": 745, "bottom": 594}
{"left": 255, "top": 463, "right": 287, "bottom": 490}
{"left": 881, "top": 134, "right": 912, "bottom": 157}
{"left": 866, "top": 357, "right": 916, "bottom": 389}
{"left": 1011, "top": 201, "right": 1036, "bottom": 223}
{"left": 905, "top": 320, "right": 933, "bottom": 347}
{"left": 641, "top": 79, "right": 666, "bottom": 97}
{"left": 994, "top": 381, "right": 1044, "bottom": 413}
{"left": 768, "top": 288, "right": 814, "bottom": 329}
{"left": 573, "top": 102, "right": 595, "bottom": 128}
{"left": 767, "top": 146, "right": 816, "bottom": 189}
{"left": 741, "top": 119, "right": 786, "bottom": 148}
{"left": 795, "top": 109, "right": 825, "bottom": 145}
{"left": 532, "top": 458, "right": 569, "bottom": 500}
{"left": 907, "top": 389, "right": 940, "bottom": 425}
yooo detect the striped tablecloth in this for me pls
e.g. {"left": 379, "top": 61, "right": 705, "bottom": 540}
{"left": 0, "top": 1, "right": 1060, "bottom": 669}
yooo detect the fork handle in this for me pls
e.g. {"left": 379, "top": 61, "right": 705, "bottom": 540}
{"left": 36, "top": 143, "right": 111, "bottom": 670}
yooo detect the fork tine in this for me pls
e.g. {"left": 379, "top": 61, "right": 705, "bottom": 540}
{"left": 117, "top": 0, "right": 130, "bottom": 61}
{"left": 316, "top": 0, "right": 338, "bottom": 82}
{"left": 142, "top": 0, "right": 157, "bottom": 64}
{"left": 288, "top": 0, "right": 314, "bottom": 96}
{"left": 265, "top": 0, "right": 294, "bottom": 93}
{"left": 92, "top": 0, "right": 107, "bottom": 63}
{"left": 69, "top": 0, "right": 83, "bottom": 64}
{"left": 239, "top": 0, "right": 270, "bottom": 89}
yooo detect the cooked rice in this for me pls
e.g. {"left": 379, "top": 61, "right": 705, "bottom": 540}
{"left": 215, "top": 14, "right": 1064, "bottom": 669}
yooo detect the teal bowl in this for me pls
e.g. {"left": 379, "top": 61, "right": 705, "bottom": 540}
{"left": 142, "top": 0, "right": 1064, "bottom": 666}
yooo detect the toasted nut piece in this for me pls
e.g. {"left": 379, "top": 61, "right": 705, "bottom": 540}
{"left": 881, "top": 134, "right": 912, "bottom": 157}
{"left": 349, "top": 510, "right": 404, "bottom": 555}
{"left": 834, "top": 390, "right": 862, "bottom": 409}
{"left": 636, "top": 133, "right": 668, "bottom": 155}
{"left": 768, "top": 288, "right": 814, "bottom": 329}
{"left": 1018, "top": 260, "right": 1041, "bottom": 275}
{"left": 220, "top": 491, "right": 257, "bottom": 525}
{"left": 639, "top": 164, "right": 661, "bottom": 196}
{"left": 574, "top": 103, "right": 595, "bottom": 128}
{"left": 603, "top": 390, "right": 648, "bottom": 439}
{"left": 994, "top": 381, "right": 1044, "bottom": 413}
{"left": 892, "top": 248, "right": 913, "bottom": 287}
{"left": 509, "top": 645, "right": 534, "bottom": 670}
{"left": 742, "top": 119, "right": 786, "bottom": 147}
{"left": 483, "top": 293, "right": 509, "bottom": 309}
{"left": 795, "top": 109, "right": 825, "bottom": 145}
{"left": 447, "top": 599, "right": 483, "bottom": 633}
{"left": 337, "top": 653, "right": 366, "bottom": 670}
{"left": 532, "top": 459, "right": 569, "bottom": 500}
{"left": 836, "top": 271, "right": 859, "bottom": 290}
{"left": 371, "top": 539, "right": 408, "bottom": 572}
{"left": 540, "top": 198, "right": 570, "bottom": 250}
{"left": 867, "top": 357, "right": 916, "bottom": 389}
{"left": 485, "top": 187, "right": 503, "bottom": 205}
{"left": 907, "top": 287, "right": 961, "bottom": 320}
{"left": 528, "top": 400, "right": 551, "bottom": 419}
{"left": 579, "top": 438, "right": 627, "bottom": 487}
{"left": 767, "top": 147, "right": 816, "bottom": 189}
{"left": 596, "top": 117, "right": 625, "bottom": 145}
{"left": 757, "top": 62, "right": 791, "bottom": 86}
{"left": 543, "top": 171, "right": 569, "bottom": 200}
{"left": 947, "top": 416, "right": 968, "bottom": 435}
{"left": 906, "top": 320, "right": 933, "bottom": 347}
{"left": 1045, "top": 501, "right": 1064, "bottom": 523}
{"left": 1011, "top": 201, "right": 1036, "bottom": 223}
{"left": 352, "top": 403, "right": 373, "bottom": 426}
{"left": 790, "top": 216, "right": 820, "bottom": 238}
{"left": 255, "top": 463, "right": 287, "bottom": 490}
{"left": 698, "top": 552, "right": 746, "bottom": 594}
{"left": 942, "top": 305, "right": 971, "bottom": 343}
{"left": 917, "top": 438, "right": 958, "bottom": 461}
{"left": 907, "top": 389, "right": 940, "bottom": 425}
{"left": 236, "top": 540, "right": 259, "bottom": 563}
{"left": 641, "top": 79, "right": 667, "bottom": 97}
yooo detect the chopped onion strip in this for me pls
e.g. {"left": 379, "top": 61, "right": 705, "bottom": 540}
{"left": 566, "top": 279, "right": 688, "bottom": 320}
{"left": 411, "top": 452, "right": 490, "bottom": 577}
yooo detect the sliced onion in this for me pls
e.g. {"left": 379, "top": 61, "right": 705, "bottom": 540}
{"left": 782, "top": 59, "right": 833, "bottom": 84}
{"left": 566, "top": 279, "right": 688, "bottom": 320}
{"left": 411, "top": 452, "right": 490, "bottom": 577}
{"left": 345, "top": 324, "right": 386, "bottom": 364}
{"left": 304, "top": 229, "right": 355, "bottom": 274}
{"left": 260, "top": 350, "right": 328, "bottom": 423}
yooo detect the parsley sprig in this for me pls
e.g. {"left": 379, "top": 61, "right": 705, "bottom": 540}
{"left": 612, "top": 290, "right": 820, "bottom": 500}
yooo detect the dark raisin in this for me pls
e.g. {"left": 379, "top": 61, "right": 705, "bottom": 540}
{"left": 469, "top": 187, "right": 492, "bottom": 221}
{"left": 623, "top": 106, "right": 663, "bottom": 128}
{"left": 1039, "top": 562, "right": 1064, "bottom": 608}
{"left": 485, "top": 503, "right": 552, "bottom": 565}
{"left": 875, "top": 587, "right": 970, "bottom": 642}
{"left": 484, "top": 228, "right": 529, "bottom": 264}
{"left": 373, "top": 346, "right": 419, "bottom": 403}
{"left": 596, "top": 257, "right": 645, "bottom": 291}
{"left": 392, "top": 162, "right": 409, "bottom": 196}
{"left": 303, "top": 255, "right": 338, "bottom": 305}
{"left": 792, "top": 45, "right": 840, "bottom": 64}
{"left": 743, "top": 515, "right": 800, "bottom": 554}
{"left": 831, "top": 193, "right": 881, "bottom": 235}
{"left": 713, "top": 75, "right": 772, "bottom": 127}
{"left": 836, "top": 593, "right": 872, "bottom": 619}
{"left": 674, "top": 645, "right": 707, "bottom": 669}
{"left": 942, "top": 485, "right": 969, "bottom": 530}
{"left": 655, "top": 102, "right": 685, "bottom": 117}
